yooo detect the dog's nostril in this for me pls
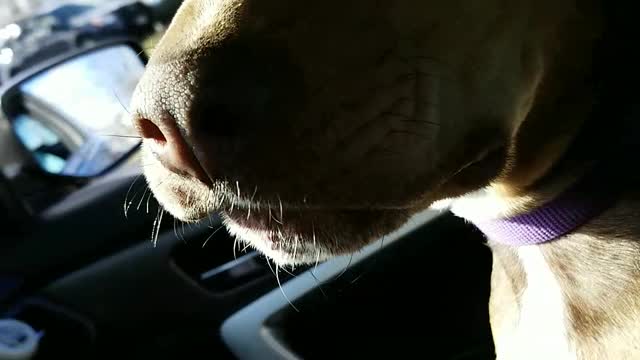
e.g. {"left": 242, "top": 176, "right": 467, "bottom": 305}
{"left": 136, "top": 117, "right": 167, "bottom": 145}
{"left": 132, "top": 114, "right": 211, "bottom": 184}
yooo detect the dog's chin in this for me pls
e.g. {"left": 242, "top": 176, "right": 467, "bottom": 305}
{"left": 144, "top": 157, "right": 417, "bottom": 265}
{"left": 146, "top": 178, "right": 212, "bottom": 222}
{"left": 146, "top": 161, "right": 414, "bottom": 265}
{"left": 221, "top": 207, "right": 413, "bottom": 266}
{"left": 142, "top": 152, "right": 214, "bottom": 222}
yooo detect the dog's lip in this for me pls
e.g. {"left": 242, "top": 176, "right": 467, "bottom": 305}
{"left": 153, "top": 152, "right": 210, "bottom": 184}
{"left": 225, "top": 207, "right": 296, "bottom": 231}
{"left": 222, "top": 205, "right": 412, "bottom": 263}
{"left": 222, "top": 205, "right": 398, "bottom": 233}
{"left": 224, "top": 198, "right": 411, "bottom": 212}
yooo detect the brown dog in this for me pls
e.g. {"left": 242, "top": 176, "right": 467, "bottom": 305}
{"left": 130, "top": 1, "right": 639, "bottom": 358}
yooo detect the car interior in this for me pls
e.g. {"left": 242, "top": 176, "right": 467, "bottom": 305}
{"left": 0, "top": 1, "right": 495, "bottom": 359}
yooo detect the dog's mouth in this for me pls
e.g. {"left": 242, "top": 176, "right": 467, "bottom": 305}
{"left": 142, "top": 130, "right": 507, "bottom": 265}
{"left": 221, "top": 204, "right": 412, "bottom": 265}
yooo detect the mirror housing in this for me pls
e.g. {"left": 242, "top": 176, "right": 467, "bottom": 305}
{"left": 0, "top": 40, "right": 147, "bottom": 180}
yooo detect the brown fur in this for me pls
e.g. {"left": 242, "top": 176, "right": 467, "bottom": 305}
{"left": 128, "top": 0, "right": 640, "bottom": 358}
{"left": 133, "top": 0, "right": 598, "bottom": 261}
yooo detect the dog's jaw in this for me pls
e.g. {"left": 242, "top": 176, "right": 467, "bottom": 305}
{"left": 221, "top": 206, "right": 413, "bottom": 265}
{"left": 223, "top": 216, "right": 334, "bottom": 265}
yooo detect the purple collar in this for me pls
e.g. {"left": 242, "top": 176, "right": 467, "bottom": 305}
{"left": 470, "top": 91, "right": 640, "bottom": 246}
{"left": 470, "top": 164, "right": 622, "bottom": 247}
{"left": 471, "top": 193, "right": 613, "bottom": 247}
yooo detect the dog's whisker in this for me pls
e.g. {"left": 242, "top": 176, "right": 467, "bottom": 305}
{"left": 205, "top": 190, "right": 214, "bottom": 219}
{"left": 125, "top": 188, "right": 143, "bottom": 218}
{"left": 112, "top": 88, "right": 131, "bottom": 115}
{"left": 141, "top": 177, "right": 166, "bottom": 216}
{"left": 173, "top": 217, "right": 186, "bottom": 243}
{"left": 309, "top": 271, "right": 328, "bottom": 300}
{"left": 230, "top": 195, "right": 236, "bottom": 213}
{"left": 138, "top": 163, "right": 158, "bottom": 169}
{"left": 335, "top": 253, "right": 354, "bottom": 280}
{"left": 350, "top": 272, "right": 365, "bottom": 285}
{"left": 173, "top": 217, "right": 178, "bottom": 239}
{"left": 123, "top": 174, "right": 142, "bottom": 219}
{"left": 100, "top": 134, "right": 142, "bottom": 139}
{"left": 267, "top": 203, "right": 283, "bottom": 225}
{"left": 146, "top": 190, "right": 153, "bottom": 214}
{"left": 278, "top": 195, "right": 284, "bottom": 223}
{"left": 151, "top": 207, "right": 165, "bottom": 247}
{"left": 202, "top": 225, "right": 224, "bottom": 248}
{"left": 280, "top": 266, "right": 295, "bottom": 277}
{"left": 136, "top": 186, "right": 151, "bottom": 211}
{"left": 275, "top": 262, "right": 299, "bottom": 312}
{"left": 314, "top": 250, "right": 321, "bottom": 271}
{"left": 278, "top": 241, "right": 296, "bottom": 276}
{"left": 349, "top": 247, "right": 373, "bottom": 285}
{"left": 233, "top": 236, "right": 238, "bottom": 260}
{"left": 311, "top": 221, "right": 321, "bottom": 270}
{"left": 265, "top": 255, "right": 277, "bottom": 278}
{"left": 350, "top": 236, "right": 385, "bottom": 285}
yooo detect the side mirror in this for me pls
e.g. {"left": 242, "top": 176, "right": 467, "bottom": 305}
{"left": 0, "top": 42, "right": 146, "bottom": 179}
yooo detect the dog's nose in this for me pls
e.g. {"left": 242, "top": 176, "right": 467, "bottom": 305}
{"left": 133, "top": 114, "right": 210, "bottom": 184}
{"left": 130, "top": 39, "right": 305, "bottom": 183}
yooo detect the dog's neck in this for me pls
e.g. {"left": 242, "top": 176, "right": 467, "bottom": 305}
{"left": 448, "top": 109, "right": 640, "bottom": 359}
{"left": 446, "top": 4, "right": 640, "bottom": 356}
{"left": 451, "top": 172, "right": 640, "bottom": 359}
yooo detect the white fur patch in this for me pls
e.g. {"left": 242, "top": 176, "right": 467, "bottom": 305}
{"left": 497, "top": 246, "right": 576, "bottom": 360}
{"left": 223, "top": 216, "right": 332, "bottom": 266}
{"left": 449, "top": 188, "right": 536, "bottom": 222}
